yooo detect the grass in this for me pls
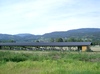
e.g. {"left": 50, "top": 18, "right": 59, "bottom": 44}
{"left": 0, "top": 50, "right": 100, "bottom": 74}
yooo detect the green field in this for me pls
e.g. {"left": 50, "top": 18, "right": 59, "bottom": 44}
{"left": 0, "top": 50, "right": 100, "bottom": 74}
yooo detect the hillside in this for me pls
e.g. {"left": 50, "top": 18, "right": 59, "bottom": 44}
{"left": 0, "top": 28, "right": 100, "bottom": 43}
{"left": 43, "top": 28, "right": 100, "bottom": 38}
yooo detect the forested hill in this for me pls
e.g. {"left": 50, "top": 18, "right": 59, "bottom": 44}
{"left": 42, "top": 28, "right": 100, "bottom": 38}
{"left": 0, "top": 28, "right": 100, "bottom": 44}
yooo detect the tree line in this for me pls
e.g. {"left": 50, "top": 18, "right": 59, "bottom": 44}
{"left": 50, "top": 37, "right": 100, "bottom": 45}
{"left": 0, "top": 37, "right": 100, "bottom": 45}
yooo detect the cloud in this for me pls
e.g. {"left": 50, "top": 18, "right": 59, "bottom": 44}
{"left": 0, "top": 0, "right": 100, "bottom": 34}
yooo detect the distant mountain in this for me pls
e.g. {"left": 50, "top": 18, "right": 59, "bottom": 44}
{"left": 0, "top": 34, "right": 20, "bottom": 40}
{"left": 0, "top": 28, "right": 100, "bottom": 43}
{"left": 16, "top": 33, "right": 34, "bottom": 37}
{"left": 42, "top": 28, "right": 100, "bottom": 38}
{"left": 15, "top": 34, "right": 41, "bottom": 42}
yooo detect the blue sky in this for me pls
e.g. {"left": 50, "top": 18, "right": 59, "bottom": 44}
{"left": 0, "top": 0, "right": 100, "bottom": 35}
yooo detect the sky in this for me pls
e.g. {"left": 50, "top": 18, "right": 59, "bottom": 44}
{"left": 0, "top": 0, "right": 100, "bottom": 35}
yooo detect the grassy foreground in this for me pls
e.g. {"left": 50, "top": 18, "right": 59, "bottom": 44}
{"left": 0, "top": 51, "right": 100, "bottom": 74}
